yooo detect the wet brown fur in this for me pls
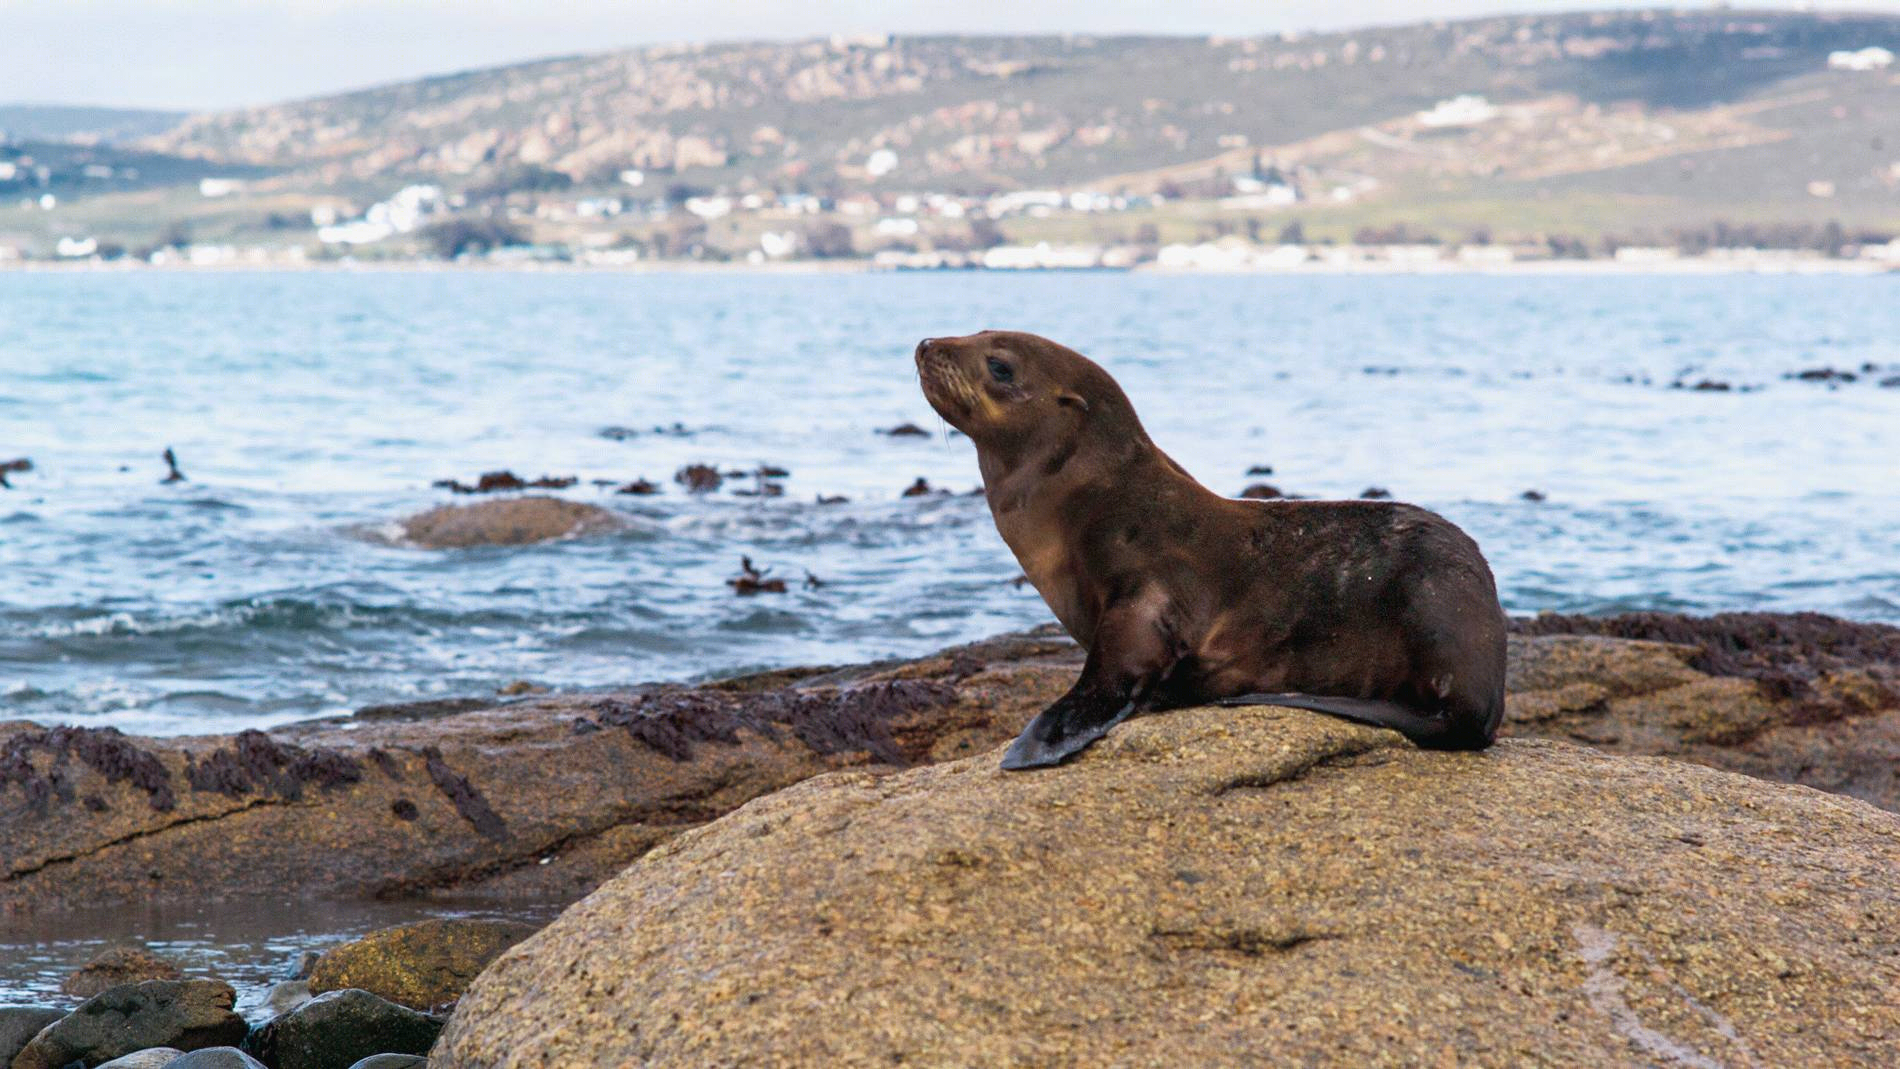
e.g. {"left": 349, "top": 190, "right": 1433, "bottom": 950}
{"left": 916, "top": 330, "right": 1507, "bottom": 768}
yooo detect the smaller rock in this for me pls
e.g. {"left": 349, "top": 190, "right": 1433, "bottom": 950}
{"left": 1358, "top": 486, "right": 1391, "bottom": 499}
{"left": 1, "top": 1007, "right": 67, "bottom": 1066}
{"left": 308, "top": 919, "right": 538, "bottom": 1011}
{"left": 496, "top": 680, "right": 546, "bottom": 697}
{"left": 344, "top": 1056, "right": 427, "bottom": 1069}
{"left": 248, "top": 990, "right": 442, "bottom": 1069}
{"left": 11, "top": 980, "right": 247, "bottom": 1069}
{"left": 64, "top": 947, "right": 184, "bottom": 999}
{"left": 881, "top": 423, "right": 930, "bottom": 437}
{"left": 900, "top": 477, "right": 937, "bottom": 497}
{"left": 1521, "top": 489, "right": 1547, "bottom": 502}
{"left": 96, "top": 1049, "right": 185, "bottom": 1069}
{"left": 262, "top": 979, "right": 312, "bottom": 1018}
{"left": 612, "top": 478, "right": 659, "bottom": 495}
{"left": 1237, "top": 483, "right": 1283, "bottom": 499}
{"left": 167, "top": 1047, "right": 267, "bottom": 1069}
{"left": 396, "top": 497, "right": 619, "bottom": 549}
{"left": 96, "top": 1048, "right": 184, "bottom": 1069}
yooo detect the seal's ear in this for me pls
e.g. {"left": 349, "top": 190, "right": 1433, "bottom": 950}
{"left": 1056, "top": 391, "right": 1089, "bottom": 413}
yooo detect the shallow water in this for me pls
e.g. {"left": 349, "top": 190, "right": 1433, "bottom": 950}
{"left": 2, "top": 268, "right": 1897, "bottom": 736}
{"left": 0, "top": 895, "right": 564, "bottom": 1012}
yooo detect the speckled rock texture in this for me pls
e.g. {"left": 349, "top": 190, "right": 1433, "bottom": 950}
{"left": 0, "top": 1009, "right": 64, "bottom": 1067}
{"left": 393, "top": 497, "right": 619, "bottom": 549}
{"left": 4, "top": 615, "right": 1896, "bottom": 921}
{"left": 435, "top": 705, "right": 1900, "bottom": 1068}
{"left": 11, "top": 980, "right": 247, "bottom": 1069}
{"left": 308, "top": 919, "right": 539, "bottom": 1010}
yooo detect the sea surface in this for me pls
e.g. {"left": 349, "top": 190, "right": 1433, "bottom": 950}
{"left": 3, "top": 268, "right": 1898, "bottom": 738}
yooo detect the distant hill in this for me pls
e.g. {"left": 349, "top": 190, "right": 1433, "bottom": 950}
{"left": 0, "top": 104, "right": 186, "bottom": 144}
{"left": 142, "top": 8, "right": 1900, "bottom": 214}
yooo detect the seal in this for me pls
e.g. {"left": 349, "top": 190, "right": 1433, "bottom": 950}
{"left": 914, "top": 330, "right": 1507, "bottom": 770}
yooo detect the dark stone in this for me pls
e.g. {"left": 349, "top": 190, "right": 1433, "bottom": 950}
{"left": 344, "top": 1056, "right": 426, "bottom": 1069}
{"left": 1, "top": 1007, "right": 67, "bottom": 1066}
{"left": 10, "top": 980, "right": 248, "bottom": 1069}
{"left": 166, "top": 1047, "right": 266, "bottom": 1069}
{"left": 247, "top": 990, "right": 443, "bottom": 1069}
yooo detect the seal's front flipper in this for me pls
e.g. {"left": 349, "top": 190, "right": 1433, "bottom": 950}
{"left": 1000, "top": 697, "right": 1137, "bottom": 770}
{"left": 1000, "top": 593, "right": 1177, "bottom": 771}
{"left": 1215, "top": 692, "right": 1459, "bottom": 747}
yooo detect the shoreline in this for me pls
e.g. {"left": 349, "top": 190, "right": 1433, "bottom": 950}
{"left": 4, "top": 258, "right": 1896, "bottom": 277}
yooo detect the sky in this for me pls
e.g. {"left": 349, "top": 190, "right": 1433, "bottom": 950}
{"left": 5, "top": 0, "right": 1899, "bottom": 112}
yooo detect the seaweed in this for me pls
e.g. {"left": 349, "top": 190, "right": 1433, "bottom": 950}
{"left": 592, "top": 679, "right": 957, "bottom": 766}
{"left": 423, "top": 746, "right": 508, "bottom": 840}
{"left": 182, "top": 729, "right": 363, "bottom": 801}
{"left": 2, "top": 726, "right": 177, "bottom": 812}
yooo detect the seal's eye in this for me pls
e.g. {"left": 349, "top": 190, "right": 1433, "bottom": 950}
{"left": 986, "top": 357, "right": 1015, "bottom": 384}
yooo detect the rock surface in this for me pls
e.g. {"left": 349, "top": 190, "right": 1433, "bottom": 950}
{"left": 92, "top": 1048, "right": 183, "bottom": 1063}
{"left": 11, "top": 980, "right": 248, "bottom": 1069}
{"left": 94, "top": 1050, "right": 184, "bottom": 1069}
{"left": 308, "top": 919, "right": 539, "bottom": 1010}
{"left": 342, "top": 1057, "right": 425, "bottom": 1069}
{"left": 436, "top": 705, "right": 1900, "bottom": 1068}
{"left": 4, "top": 615, "right": 1898, "bottom": 918}
{"left": 0, "top": 1010, "right": 65, "bottom": 1067}
{"left": 167, "top": 1047, "right": 266, "bottom": 1069}
{"left": 63, "top": 948, "right": 184, "bottom": 999}
{"left": 392, "top": 497, "right": 619, "bottom": 549}
{"left": 249, "top": 990, "right": 442, "bottom": 1069}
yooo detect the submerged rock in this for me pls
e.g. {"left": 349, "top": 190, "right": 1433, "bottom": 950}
{"left": 63, "top": 947, "right": 184, "bottom": 999}
{"left": 11, "top": 980, "right": 247, "bottom": 1069}
{"left": 248, "top": 990, "right": 442, "bottom": 1069}
{"left": 308, "top": 919, "right": 539, "bottom": 1010}
{"left": 436, "top": 706, "right": 1900, "bottom": 1067}
{"left": 392, "top": 497, "right": 619, "bottom": 549}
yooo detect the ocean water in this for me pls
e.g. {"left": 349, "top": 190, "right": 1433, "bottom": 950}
{"left": 2, "top": 268, "right": 1897, "bottom": 737}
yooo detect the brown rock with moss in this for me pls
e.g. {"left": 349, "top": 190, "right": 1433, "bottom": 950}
{"left": 435, "top": 706, "right": 1900, "bottom": 1068}
{"left": 307, "top": 919, "right": 540, "bottom": 1010}
{"left": 393, "top": 497, "right": 620, "bottom": 549}
{"left": 62, "top": 947, "right": 183, "bottom": 999}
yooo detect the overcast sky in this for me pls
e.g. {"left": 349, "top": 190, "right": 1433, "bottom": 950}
{"left": 5, "top": 0, "right": 1898, "bottom": 112}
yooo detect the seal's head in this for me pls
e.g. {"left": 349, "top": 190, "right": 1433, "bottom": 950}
{"left": 914, "top": 331, "right": 1136, "bottom": 465}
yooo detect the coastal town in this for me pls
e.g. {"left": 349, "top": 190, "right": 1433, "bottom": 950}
{"left": 3, "top": 15, "right": 1898, "bottom": 271}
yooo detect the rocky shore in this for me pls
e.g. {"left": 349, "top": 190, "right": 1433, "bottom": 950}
{"left": 5, "top": 611, "right": 1899, "bottom": 1065}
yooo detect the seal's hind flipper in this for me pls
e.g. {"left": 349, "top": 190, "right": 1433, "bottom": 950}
{"left": 1215, "top": 692, "right": 1464, "bottom": 747}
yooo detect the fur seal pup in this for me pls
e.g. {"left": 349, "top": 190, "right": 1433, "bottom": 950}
{"left": 914, "top": 330, "right": 1507, "bottom": 770}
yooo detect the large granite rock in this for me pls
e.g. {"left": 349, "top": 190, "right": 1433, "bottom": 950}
{"left": 435, "top": 705, "right": 1900, "bottom": 1067}
{"left": 11, "top": 980, "right": 247, "bottom": 1069}
{"left": 308, "top": 919, "right": 539, "bottom": 1010}
{"left": 391, "top": 497, "right": 619, "bottom": 549}
{"left": 248, "top": 990, "right": 442, "bottom": 1069}
{"left": 4, "top": 615, "right": 1898, "bottom": 919}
